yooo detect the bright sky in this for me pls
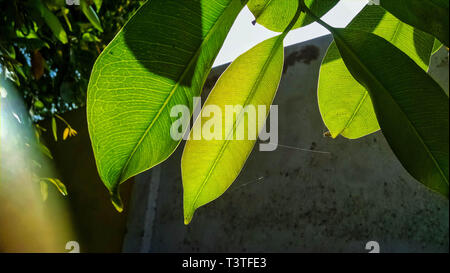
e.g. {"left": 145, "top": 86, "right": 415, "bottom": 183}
{"left": 214, "top": 0, "right": 369, "bottom": 67}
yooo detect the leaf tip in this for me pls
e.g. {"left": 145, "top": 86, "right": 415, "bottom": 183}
{"left": 58, "top": 182, "right": 68, "bottom": 196}
{"left": 183, "top": 207, "right": 194, "bottom": 225}
{"left": 323, "top": 131, "right": 334, "bottom": 138}
{"left": 61, "top": 35, "right": 68, "bottom": 44}
{"left": 110, "top": 189, "right": 123, "bottom": 213}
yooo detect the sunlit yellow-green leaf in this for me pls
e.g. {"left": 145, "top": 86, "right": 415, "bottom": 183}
{"left": 182, "top": 35, "right": 285, "bottom": 224}
{"left": 318, "top": 6, "right": 434, "bottom": 139}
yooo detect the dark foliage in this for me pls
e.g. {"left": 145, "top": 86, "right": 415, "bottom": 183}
{"left": 0, "top": 0, "right": 145, "bottom": 120}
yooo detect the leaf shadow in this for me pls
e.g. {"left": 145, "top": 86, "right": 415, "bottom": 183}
{"left": 122, "top": 0, "right": 204, "bottom": 87}
{"left": 413, "top": 28, "right": 435, "bottom": 67}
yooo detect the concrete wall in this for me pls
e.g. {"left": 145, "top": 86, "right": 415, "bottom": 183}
{"left": 123, "top": 35, "right": 449, "bottom": 253}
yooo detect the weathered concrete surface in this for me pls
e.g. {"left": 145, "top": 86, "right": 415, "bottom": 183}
{"left": 124, "top": 35, "right": 449, "bottom": 253}
{"left": 429, "top": 46, "right": 450, "bottom": 95}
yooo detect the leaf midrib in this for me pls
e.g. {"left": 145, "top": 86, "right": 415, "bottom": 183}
{"left": 334, "top": 30, "right": 448, "bottom": 185}
{"left": 117, "top": 1, "right": 240, "bottom": 183}
{"left": 389, "top": 21, "right": 403, "bottom": 45}
{"left": 339, "top": 90, "right": 369, "bottom": 137}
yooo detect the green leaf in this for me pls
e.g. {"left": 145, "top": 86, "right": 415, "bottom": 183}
{"left": 40, "top": 178, "right": 68, "bottom": 196}
{"left": 432, "top": 39, "right": 443, "bottom": 55}
{"left": 248, "top": 0, "right": 338, "bottom": 32}
{"left": 182, "top": 35, "right": 285, "bottom": 224}
{"left": 34, "top": 99, "right": 45, "bottom": 109}
{"left": 39, "top": 143, "right": 53, "bottom": 160}
{"left": 82, "top": 33, "right": 101, "bottom": 42}
{"left": 331, "top": 27, "right": 449, "bottom": 197}
{"left": 31, "top": 0, "right": 68, "bottom": 44}
{"left": 94, "top": 0, "right": 103, "bottom": 12}
{"left": 62, "top": 7, "right": 73, "bottom": 32}
{"left": 14, "top": 28, "right": 51, "bottom": 50}
{"left": 81, "top": 0, "right": 103, "bottom": 32}
{"left": 319, "top": 6, "right": 435, "bottom": 139}
{"left": 51, "top": 116, "right": 58, "bottom": 142}
{"left": 380, "top": 0, "right": 449, "bottom": 47}
{"left": 87, "top": 0, "right": 247, "bottom": 211}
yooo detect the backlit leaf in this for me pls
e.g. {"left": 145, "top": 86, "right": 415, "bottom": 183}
{"left": 182, "top": 35, "right": 285, "bottom": 224}
{"left": 87, "top": 0, "right": 247, "bottom": 210}
{"left": 331, "top": 27, "right": 449, "bottom": 196}
{"left": 318, "top": 6, "right": 435, "bottom": 139}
